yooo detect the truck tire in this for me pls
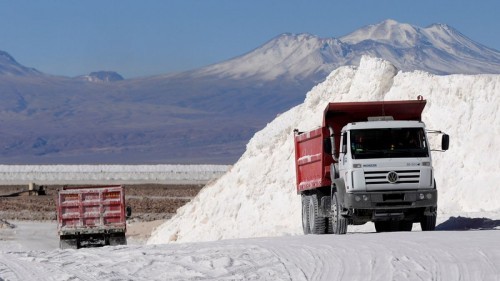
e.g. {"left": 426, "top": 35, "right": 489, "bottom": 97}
{"left": 420, "top": 214, "right": 437, "bottom": 231}
{"left": 301, "top": 195, "right": 311, "bottom": 235}
{"left": 308, "top": 195, "right": 326, "bottom": 234}
{"left": 330, "top": 193, "right": 347, "bottom": 234}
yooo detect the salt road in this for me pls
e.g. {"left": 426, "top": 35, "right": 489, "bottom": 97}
{"left": 1, "top": 224, "right": 499, "bottom": 280}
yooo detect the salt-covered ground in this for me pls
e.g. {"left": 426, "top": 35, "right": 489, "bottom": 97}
{"left": 1, "top": 57, "right": 499, "bottom": 280}
{"left": 1, "top": 220, "right": 500, "bottom": 280}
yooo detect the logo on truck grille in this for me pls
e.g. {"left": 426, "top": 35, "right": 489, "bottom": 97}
{"left": 387, "top": 171, "right": 399, "bottom": 183}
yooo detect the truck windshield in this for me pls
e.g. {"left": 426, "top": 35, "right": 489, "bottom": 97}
{"left": 350, "top": 128, "right": 429, "bottom": 159}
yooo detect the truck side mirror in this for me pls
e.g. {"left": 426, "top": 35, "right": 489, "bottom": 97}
{"left": 340, "top": 133, "right": 347, "bottom": 153}
{"left": 442, "top": 134, "right": 450, "bottom": 151}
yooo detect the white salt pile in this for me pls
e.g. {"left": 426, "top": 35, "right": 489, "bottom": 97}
{"left": 148, "top": 56, "right": 500, "bottom": 244}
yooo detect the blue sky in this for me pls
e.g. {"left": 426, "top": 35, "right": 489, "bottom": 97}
{"left": 1, "top": 0, "right": 499, "bottom": 78}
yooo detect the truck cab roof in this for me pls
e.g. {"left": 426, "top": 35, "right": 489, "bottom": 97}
{"left": 343, "top": 120, "right": 425, "bottom": 131}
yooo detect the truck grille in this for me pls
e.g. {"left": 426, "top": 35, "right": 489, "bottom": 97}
{"left": 364, "top": 170, "right": 420, "bottom": 185}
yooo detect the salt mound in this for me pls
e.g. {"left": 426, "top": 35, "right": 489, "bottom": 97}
{"left": 148, "top": 56, "right": 500, "bottom": 244}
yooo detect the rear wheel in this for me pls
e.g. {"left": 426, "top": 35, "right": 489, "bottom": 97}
{"left": 301, "top": 195, "right": 311, "bottom": 235}
{"left": 308, "top": 195, "right": 326, "bottom": 234}
{"left": 420, "top": 214, "right": 437, "bottom": 231}
{"left": 330, "top": 193, "right": 347, "bottom": 234}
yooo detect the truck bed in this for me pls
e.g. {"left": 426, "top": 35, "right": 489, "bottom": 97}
{"left": 57, "top": 185, "right": 126, "bottom": 235}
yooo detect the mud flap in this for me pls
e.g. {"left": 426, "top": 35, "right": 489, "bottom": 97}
{"left": 320, "top": 196, "right": 331, "bottom": 217}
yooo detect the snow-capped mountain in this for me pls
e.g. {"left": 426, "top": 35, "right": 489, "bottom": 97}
{"left": 195, "top": 19, "right": 500, "bottom": 81}
{"left": 339, "top": 19, "right": 500, "bottom": 74}
{"left": 195, "top": 33, "right": 345, "bottom": 81}
{"left": 0, "top": 19, "right": 499, "bottom": 164}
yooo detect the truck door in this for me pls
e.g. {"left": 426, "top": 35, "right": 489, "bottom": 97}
{"left": 338, "top": 131, "right": 349, "bottom": 178}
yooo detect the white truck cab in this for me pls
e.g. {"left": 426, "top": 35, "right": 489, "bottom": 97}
{"left": 339, "top": 120, "right": 434, "bottom": 192}
{"left": 295, "top": 99, "right": 449, "bottom": 234}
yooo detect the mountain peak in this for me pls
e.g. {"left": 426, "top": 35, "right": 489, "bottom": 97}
{"left": 195, "top": 32, "right": 345, "bottom": 81}
{"left": 340, "top": 19, "right": 420, "bottom": 47}
{"left": 192, "top": 19, "right": 500, "bottom": 80}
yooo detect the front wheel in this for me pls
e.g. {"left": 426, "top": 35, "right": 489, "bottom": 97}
{"left": 330, "top": 193, "right": 347, "bottom": 234}
{"left": 420, "top": 214, "right": 437, "bottom": 231}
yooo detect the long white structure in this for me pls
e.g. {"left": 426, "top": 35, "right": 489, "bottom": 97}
{"left": 0, "top": 164, "right": 230, "bottom": 185}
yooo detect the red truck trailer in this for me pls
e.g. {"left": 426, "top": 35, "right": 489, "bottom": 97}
{"left": 294, "top": 98, "right": 449, "bottom": 234}
{"left": 56, "top": 185, "right": 129, "bottom": 249}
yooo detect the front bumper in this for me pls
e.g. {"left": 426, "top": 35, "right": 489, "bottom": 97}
{"left": 344, "top": 189, "right": 437, "bottom": 210}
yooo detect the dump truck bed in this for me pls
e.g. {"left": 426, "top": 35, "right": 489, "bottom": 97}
{"left": 56, "top": 185, "right": 126, "bottom": 235}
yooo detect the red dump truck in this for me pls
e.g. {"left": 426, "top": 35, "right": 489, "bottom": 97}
{"left": 56, "top": 185, "right": 130, "bottom": 249}
{"left": 294, "top": 98, "right": 449, "bottom": 234}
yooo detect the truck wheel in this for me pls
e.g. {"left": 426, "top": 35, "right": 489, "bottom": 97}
{"left": 330, "top": 193, "right": 347, "bottom": 234}
{"left": 60, "top": 238, "right": 78, "bottom": 249}
{"left": 308, "top": 195, "right": 326, "bottom": 234}
{"left": 301, "top": 195, "right": 311, "bottom": 235}
{"left": 420, "top": 214, "right": 437, "bottom": 231}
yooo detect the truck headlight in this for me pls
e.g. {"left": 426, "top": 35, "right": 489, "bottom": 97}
{"left": 353, "top": 164, "right": 362, "bottom": 168}
{"left": 419, "top": 193, "right": 425, "bottom": 200}
{"left": 426, "top": 193, "right": 432, "bottom": 200}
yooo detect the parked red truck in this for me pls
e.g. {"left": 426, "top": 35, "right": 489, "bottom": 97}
{"left": 294, "top": 98, "right": 449, "bottom": 234}
{"left": 56, "top": 185, "right": 130, "bottom": 249}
